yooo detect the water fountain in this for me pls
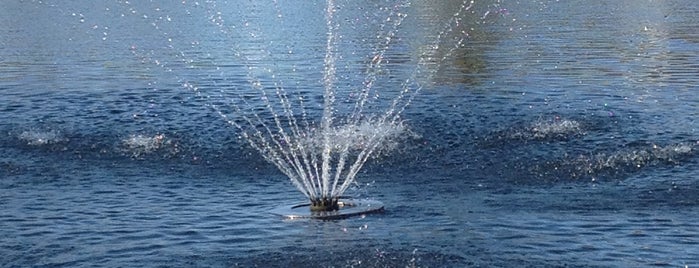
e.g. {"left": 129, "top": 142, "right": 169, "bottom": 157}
{"left": 123, "top": 0, "right": 474, "bottom": 219}
{"left": 205, "top": 0, "right": 473, "bottom": 219}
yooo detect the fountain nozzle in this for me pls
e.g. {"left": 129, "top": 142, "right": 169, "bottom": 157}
{"left": 309, "top": 197, "right": 340, "bottom": 212}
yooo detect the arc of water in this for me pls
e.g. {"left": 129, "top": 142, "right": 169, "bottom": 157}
{"left": 335, "top": 121, "right": 387, "bottom": 196}
{"left": 349, "top": 5, "right": 409, "bottom": 125}
{"left": 122, "top": 0, "right": 477, "bottom": 201}
{"left": 269, "top": 80, "right": 323, "bottom": 199}
{"left": 198, "top": 1, "right": 328, "bottom": 199}
{"left": 335, "top": 0, "right": 477, "bottom": 197}
{"left": 328, "top": 4, "right": 410, "bottom": 197}
{"left": 210, "top": 99, "right": 312, "bottom": 198}
{"left": 255, "top": 83, "right": 320, "bottom": 197}
{"left": 118, "top": 1, "right": 324, "bottom": 198}
{"left": 382, "top": 0, "right": 475, "bottom": 125}
{"left": 266, "top": 0, "right": 325, "bottom": 198}
{"left": 268, "top": 0, "right": 327, "bottom": 199}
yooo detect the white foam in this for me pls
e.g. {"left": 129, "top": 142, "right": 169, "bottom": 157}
{"left": 18, "top": 129, "right": 67, "bottom": 146}
{"left": 530, "top": 119, "right": 582, "bottom": 139}
{"left": 122, "top": 133, "right": 167, "bottom": 157}
{"left": 585, "top": 142, "right": 695, "bottom": 172}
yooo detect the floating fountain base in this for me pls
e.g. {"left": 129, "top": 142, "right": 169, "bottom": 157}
{"left": 271, "top": 199, "right": 384, "bottom": 220}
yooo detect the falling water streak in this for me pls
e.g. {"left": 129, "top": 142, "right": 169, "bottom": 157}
{"left": 349, "top": 3, "right": 409, "bottom": 125}
{"left": 382, "top": 0, "right": 474, "bottom": 126}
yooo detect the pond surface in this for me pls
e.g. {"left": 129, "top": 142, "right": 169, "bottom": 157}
{"left": 1, "top": 0, "right": 698, "bottom": 267}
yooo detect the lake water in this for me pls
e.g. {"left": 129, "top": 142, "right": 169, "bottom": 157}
{"left": 1, "top": 0, "right": 698, "bottom": 267}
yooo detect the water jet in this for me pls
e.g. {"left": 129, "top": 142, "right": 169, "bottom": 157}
{"left": 209, "top": 0, "right": 473, "bottom": 218}
{"left": 122, "top": 0, "right": 474, "bottom": 218}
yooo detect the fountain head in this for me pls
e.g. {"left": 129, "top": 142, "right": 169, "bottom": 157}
{"left": 309, "top": 197, "right": 340, "bottom": 212}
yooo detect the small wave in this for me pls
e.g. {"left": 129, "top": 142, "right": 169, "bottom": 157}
{"left": 18, "top": 129, "right": 67, "bottom": 146}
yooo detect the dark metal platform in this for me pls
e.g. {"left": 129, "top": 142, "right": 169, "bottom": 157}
{"left": 271, "top": 199, "right": 384, "bottom": 220}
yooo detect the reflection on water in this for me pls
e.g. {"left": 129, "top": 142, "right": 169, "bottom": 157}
{"left": 412, "top": 0, "right": 510, "bottom": 85}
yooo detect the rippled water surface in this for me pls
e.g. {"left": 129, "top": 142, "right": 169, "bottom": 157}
{"left": 2, "top": 0, "right": 699, "bottom": 267}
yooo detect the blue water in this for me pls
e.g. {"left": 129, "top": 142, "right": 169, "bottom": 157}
{"left": 2, "top": 0, "right": 699, "bottom": 267}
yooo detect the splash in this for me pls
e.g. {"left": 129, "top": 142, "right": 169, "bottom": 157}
{"left": 121, "top": 133, "right": 179, "bottom": 158}
{"left": 530, "top": 142, "right": 698, "bottom": 181}
{"left": 530, "top": 119, "right": 582, "bottom": 139}
{"left": 300, "top": 120, "right": 409, "bottom": 156}
{"left": 18, "top": 129, "right": 67, "bottom": 146}
{"left": 579, "top": 142, "right": 695, "bottom": 174}
{"left": 482, "top": 117, "right": 585, "bottom": 146}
